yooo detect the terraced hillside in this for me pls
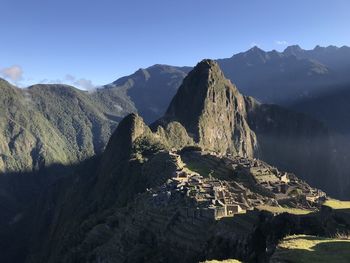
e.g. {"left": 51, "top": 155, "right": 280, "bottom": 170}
{"left": 14, "top": 113, "right": 350, "bottom": 263}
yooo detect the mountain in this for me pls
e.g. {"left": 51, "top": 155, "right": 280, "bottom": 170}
{"left": 217, "top": 46, "right": 335, "bottom": 104}
{"left": 0, "top": 63, "right": 189, "bottom": 174}
{"left": 101, "top": 45, "right": 350, "bottom": 123}
{"left": 244, "top": 97, "right": 335, "bottom": 194}
{"left": 107, "top": 64, "right": 191, "bottom": 123}
{"left": 284, "top": 44, "right": 350, "bottom": 72}
{"left": 1, "top": 46, "right": 346, "bottom": 195}
{"left": 153, "top": 59, "right": 257, "bottom": 157}
{"left": 0, "top": 79, "right": 134, "bottom": 174}
{"left": 99, "top": 45, "right": 350, "bottom": 196}
{"left": 152, "top": 60, "right": 337, "bottom": 195}
{"left": 290, "top": 84, "right": 350, "bottom": 197}
{"left": 2, "top": 60, "right": 349, "bottom": 263}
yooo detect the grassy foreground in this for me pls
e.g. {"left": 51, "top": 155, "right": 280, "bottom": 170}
{"left": 201, "top": 260, "right": 241, "bottom": 263}
{"left": 324, "top": 199, "right": 350, "bottom": 209}
{"left": 256, "top": 205, "right": 313, "bottom": 215}
{"left": 270, "top": 234, "right": 350, "bottom": 263}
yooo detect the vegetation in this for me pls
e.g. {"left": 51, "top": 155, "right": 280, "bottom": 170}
{"left": 257, "top": 205, "right": 313, "bottom": 215}
{"left": 0, "top": 80, "right": 133, "bottom": 173}
{"left": 324, "top": 199, "right": 350, "bottom": 209}
{"left": 183, "top": 160, "right": 215, "bottom": 177}
{"left": 201, "top": 260, "right": 241, "bottom": 263}
{"left": 271, "top": 234, "right": 350, "bottom": 263}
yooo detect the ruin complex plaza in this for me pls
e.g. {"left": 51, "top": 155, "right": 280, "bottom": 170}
{"left": 146, "top": 149, "right": 326, "bottom": 220}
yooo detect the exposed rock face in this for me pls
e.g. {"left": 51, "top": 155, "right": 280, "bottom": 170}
{"left": 155, "top": 121, "right": 194, "bottom": 149}
{"left": 102, "top": 113, "right": 151, "bottom": 161}
{"left": 156, "top": 60, "right": 257, "bottom": 157}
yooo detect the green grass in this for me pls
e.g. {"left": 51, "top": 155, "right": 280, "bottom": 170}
{"left": 324, "top": 199, "right": 350, "bottom": 209}
{"left": 183, "top": 161, "right": 214, "bottom": 177}
{"left": 271, "top": 234, "right": 350, "bottom": 263}
{"left": 257, "top": 205, "right": 313, "bottom": 215}
{"left": 201, "top": 260, "right": 241, "bottom": 263}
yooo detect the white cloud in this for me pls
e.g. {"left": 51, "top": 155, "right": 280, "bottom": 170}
{"left": 0, "top": 67, "right": 97, "bottom": 90}
{"left": 0, "top": 65, "right": 23, "bottom": 82}
{"left": 39, "top": 74, "right": 97, "bottom": 90}
{"left": 39, "top": 79, "right": 62, "bottom": 84}
{"left": 73, "top": 78, "right": 96, "bottom": 90}
{"left": 276, "top": 40, "right": 288, "bottom": 45}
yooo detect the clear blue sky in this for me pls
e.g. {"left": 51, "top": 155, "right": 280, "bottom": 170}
{"left": 1, "top": 0, "right": 349, "bottom": 88}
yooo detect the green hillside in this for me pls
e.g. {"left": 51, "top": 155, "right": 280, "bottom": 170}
{"left": 0, "top": 79, "right": 134, "bottom": 173}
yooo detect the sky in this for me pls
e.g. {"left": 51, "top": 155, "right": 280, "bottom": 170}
{"left": 0, "top": 0, "right": 349, "bottom": 89}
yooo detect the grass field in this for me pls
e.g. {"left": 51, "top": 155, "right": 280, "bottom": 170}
{"left": 201, "top": 260, "right": 241, "bottom": 263}
{"left": 256, "top": 205, "right": 313, "bottom": 215}
{"left": 270, "top": 234, "right": 350, "bottom": 263}
{"left": 183, "top": 161, "right": 215, "bottom": 177}
{"left": 324, "top": 199, "right": 350, "bottom": 209}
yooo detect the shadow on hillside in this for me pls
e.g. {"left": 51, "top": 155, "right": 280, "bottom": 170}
{"left": 0, "top": 156, "right": 100, "bottom": 263}
{"left": 271, "top": 237, "right": 350, "bottom": 263}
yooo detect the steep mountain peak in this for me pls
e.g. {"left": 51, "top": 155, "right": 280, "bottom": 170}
{"left": 108, "top": 113, "right": 147, "bottom": 147}
{"left": 156, "top": 59, "right": 257, "bottom": 156}
{"left": 248, "top": 45, "right": 265, "bottom": 54}
{"left": 102, "top": 113, "right": 151, "bottom": 161}
{"left": 236, "top": 46, "right": 270, "bottom": 64}
{"left": 283, "top": 45, "right": 304, "bottom": 56}
{"left": 313, "top": 45, "right": 323, "bottom": 51}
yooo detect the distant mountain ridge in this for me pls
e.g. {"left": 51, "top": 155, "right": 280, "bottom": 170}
{"left": 106, "top": 44, "right": 350, "bottom": 123}
{"left": 107, "top": 64, "right": 191, "bottom": 123}
{"left": 1, "top": 44, "right": 349, "bottom": 196}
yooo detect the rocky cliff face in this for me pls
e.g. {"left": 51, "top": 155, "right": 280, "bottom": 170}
{"left": 156, "top": 59, "right": 258, "bottom": 157}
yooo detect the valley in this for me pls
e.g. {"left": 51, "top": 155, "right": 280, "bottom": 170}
{"left": 1, "top": 58, "right": 350, "bottom": 262}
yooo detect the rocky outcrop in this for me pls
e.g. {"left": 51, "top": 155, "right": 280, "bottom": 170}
{"left": 155, "top": 60, "right": 258, "bottom": 157}
{"left": 155, "top": 121, "right": 194, "bottom": 149}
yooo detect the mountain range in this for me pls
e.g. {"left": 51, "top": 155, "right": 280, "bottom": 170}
{"left": 1, "top": 58, "right": 350, "bottom": 263}
{"left": 1, "top": 44, "right": 349, "bottom": 197}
